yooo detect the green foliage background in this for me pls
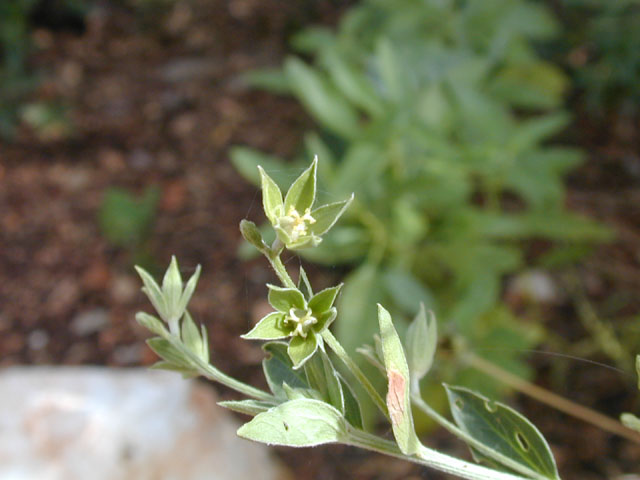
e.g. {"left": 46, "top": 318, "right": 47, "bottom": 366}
{"left": 232, "top": 0, "right": 613, "bottom": 398}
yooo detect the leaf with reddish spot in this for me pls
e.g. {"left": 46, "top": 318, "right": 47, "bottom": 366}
{"left": 377, "top": 304, "right": 419, "bottom": 455}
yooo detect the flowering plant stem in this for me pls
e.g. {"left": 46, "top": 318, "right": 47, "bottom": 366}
{"left": 168, "top": 331, "right": 274, "bottom": 402}
{"left": 259, "top": 243, "right": 533, "bottom": 479}
{"left": 266, "top": 244, "right": 389, "bottom": 418}
{"left": 344, "top": 427, "right": 527, "bottom": 480}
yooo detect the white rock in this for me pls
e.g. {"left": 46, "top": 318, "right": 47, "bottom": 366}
{"left": 0, "top": 367, "right": 290, "bottom": 480}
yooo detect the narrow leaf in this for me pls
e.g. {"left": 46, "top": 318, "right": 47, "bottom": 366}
{"left": 340, "top": 375, "right": 363, "bottom": 429}
{"left": 310, "top": 194, "right": 354, "bottom": 236}
{"left": 378, "top": 304, "right": 419, "bottom": 455}
{"left": 178, "top": 264, "right": 201, "bottom": 316}
{"left": 146, "top": 337, "right": 191, "bottom": 368}
{"left": 304, "top": 347, "right": 344, "bottom": 413}
{"left": 445, "top": 384, "right": 560, "bottom": 480}
{"left": 406, "top": 303, "right": 437, "bottom": 389}
{"left": 181, "top": 312, "right": 205, "bottom": 360}
{"left": 237, "top": 398, "right": 346, "bottom": 447}
{"left": 284, "top": 156, "right": 317, "bottom": 215}
{"left": 162, "top": 256, "right": 183, "bottom": 316}
{"left": 218, "top": 399, "right": 275, "bottom": 416}
{"left": 135, "top": 266, "right": 168, "bottom": 320}
{"left": 258, "top": 165, "right": 284, "bottom": 224}
{"left": 135, "top": 312, "right": 168, "bottom": 337}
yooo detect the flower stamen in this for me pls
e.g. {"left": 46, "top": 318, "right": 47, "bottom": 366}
{"left": 286, "top": 307, "right": 318, "bottom": 338}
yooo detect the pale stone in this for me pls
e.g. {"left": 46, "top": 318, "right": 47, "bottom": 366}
{"left": 0, "top": 367, "right": 290, "bottom": 480}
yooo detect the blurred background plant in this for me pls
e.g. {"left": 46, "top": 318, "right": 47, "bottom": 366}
{"left": 231, "top": 0, "right": 616, "bottom": 408}
{"left": 0, "top": 0, "right": 83, "bottom": 140}
{"left": 99, "top": 186, "right": 160, "bottom": 269}
{"left": 560, "top": 0, "right": 640, "bottom": 119}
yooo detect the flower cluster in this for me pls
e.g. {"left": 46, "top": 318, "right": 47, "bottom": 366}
{"left": 242, "top": 282, "right": 342, "bottom": 368}
{"left": 259, "top": 156, "right": 353, "bottom": 251}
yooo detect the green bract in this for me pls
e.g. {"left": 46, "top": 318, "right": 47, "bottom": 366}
{"left": 242, "top": 283, "right": 342, "bottom": 368}
{"left": 259, "top": 156, "right": 353, "bottom": 250}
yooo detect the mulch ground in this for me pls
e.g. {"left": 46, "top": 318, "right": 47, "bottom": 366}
{"left": 2, "top": 2, "right": 640, "bottom": 479}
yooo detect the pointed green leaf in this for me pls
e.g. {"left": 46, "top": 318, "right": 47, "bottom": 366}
{"left": 237, "top": 398, "right": 347, "bottom": 447}
{"left": 258, "top": 165, "right": 284, "bottom": 225}
{"left": 263, "top": 342, "right": 308, "bottom": 398}
{"left": 406, "top": 303, "right": 437, "bottom": 389}
{"left": 303, "top": 347, "right": 344, "bottom": 412}
{"left": 267, "top": 284, "right": 306, "bottom": 312}
{"left": 303, "top": 349, "right": 328, "bottom": 399}
{"left": 135, "top": 266, "right": 168, "bottom": 321}
{"left": 146, "top": 337, "right": 191, "bottom": 368}
{"left": 178, "top": 264, "right": 201, "bottom": 317}
{"left": 298, "top": 267, "right": 313, "bottom": 301}
{"left": 310, "top": 195, "right": 354, "bottom": 237}
{"left": 284, "top": 157, "right": 317, "bottom": 215}
{"left": 340, "top": 375, "right": 363, "bottom": 429}
{"left": 135, "top": 312, "right": 168, "bottom": 337}
{"left": 378, "top": 304, "right": 419, "bottom": 455}
{"left": 288, "top": 331, "right": 319, "bottom": 369}
{"left": 445, "top": 385, "right": 560, "bottom": 480}
{"left": 200, "top": 324, "right": 209, "bottom": 361}
{"left": 321, "top": 349, "right": 344, "bottom": 413}
{"left": 162, "top": 256, "right": 183, "bottom": 317}
{"left": 218, "top": 399, "right": 275, "bottom": 416}
{"left": 181, "top": 312, "right": 207, "bottom": 361}
{"left": 309, "top": 284, "right": 342, "bottom": 314}
{"left": 242, "top": 312, "right": 289, "bottom": 340}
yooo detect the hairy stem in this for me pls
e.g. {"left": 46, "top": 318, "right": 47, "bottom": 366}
{"left": 266, "top": 242, "right": 296, "bottom": 289}
{"left": 170, "top": 335, "right": 274, "bottom": 402}
{"left": 345, "top": 427, "right": 530, "bottom": 480}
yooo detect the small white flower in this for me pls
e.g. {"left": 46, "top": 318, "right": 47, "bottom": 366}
{"left": 278, "top": 207, "right": 317, "bottom": 242}
{"left": 285, "top": 307, "right": 318, "bottom": 338}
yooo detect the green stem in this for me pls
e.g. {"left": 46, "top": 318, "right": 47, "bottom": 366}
{"left": 321, "top": 329, "right": 389, "bottom": 421}
{"left": 170, "top": 336, "right": 274, "bottom": 402}
{"left": 266, "top": 242, "right": 296, "bottom": 289}
{"left": 345, "top": 427, "right": 530, "bottom": 480}
{"left": 411, "top": 393, "right": 547, "bottom": 480}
